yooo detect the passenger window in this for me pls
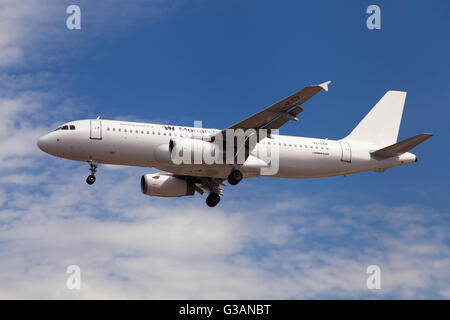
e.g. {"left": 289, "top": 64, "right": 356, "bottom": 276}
{"left": 113, "top": 128, "right": 116, "bottom": 132}
{"left": 119, "top": 129, "right": 122, "bottom": 132}
{"left": 158, "top": 132, "right": 160, "bottom": 135}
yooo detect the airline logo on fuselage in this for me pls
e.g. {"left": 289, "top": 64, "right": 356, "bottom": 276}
{"left": 163, "top": 125, "right": 218, "bottom": 135}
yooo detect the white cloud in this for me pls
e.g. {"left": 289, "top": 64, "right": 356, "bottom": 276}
{"left": 0, "top": 84, "right": 82, "bottom": 170}
{"left": 0, "top": 0, "right": 63, "bottom": 68}
{"left": 0, "top": 156, "right": 449, "bottom": 299}
{"left": 0, "top": 0, "right": 188, "bottom": 69}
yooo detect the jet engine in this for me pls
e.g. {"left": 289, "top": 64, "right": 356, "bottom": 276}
{"left": 140, "top": 173, "right": 195, "bottom": 197}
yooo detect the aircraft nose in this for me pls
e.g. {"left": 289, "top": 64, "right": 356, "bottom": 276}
{"left": 37, "top": 134, "right": 50, "bottom": 153}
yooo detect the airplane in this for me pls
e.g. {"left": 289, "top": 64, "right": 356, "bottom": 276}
{"left": 37, "top": 81, "right": 433, "bottom": 207}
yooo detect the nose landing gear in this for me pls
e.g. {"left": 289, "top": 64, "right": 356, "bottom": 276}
{"left": 86, "top": 175, "right": 96, "bottom": 185}
{"left": 86, "top": 161, "right": 98, "bottom": 185}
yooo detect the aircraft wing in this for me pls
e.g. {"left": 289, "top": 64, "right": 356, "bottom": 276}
{"left": 211, "top": 81, "right": 330, "bottom": 164}
{"left": 227, "top": 81, "right": 331, "bottom": 131}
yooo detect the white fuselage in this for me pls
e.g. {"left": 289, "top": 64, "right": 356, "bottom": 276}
{"left": 37, "top": 119, "right": 417, "bottom": 179}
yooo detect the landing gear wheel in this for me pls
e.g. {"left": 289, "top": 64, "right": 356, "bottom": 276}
{"left": 206, "top": 193, "right": 221, "bottom": 207}
{"left": 227, "top": 170, "right": 243, "bottom": 186}
{"left": 86, "top": 161, "right": 98, "bottom": 185}
{"left": 86, "top": 175, "right": 96, "bottom": 185}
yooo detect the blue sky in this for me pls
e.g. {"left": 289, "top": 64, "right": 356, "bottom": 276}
{"left": 0, "top": 0, "right": 449, "bottom": 299}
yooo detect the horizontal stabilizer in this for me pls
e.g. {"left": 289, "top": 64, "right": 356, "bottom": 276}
{"left": 371, "top": 133, "right": 433, "bottom": 159}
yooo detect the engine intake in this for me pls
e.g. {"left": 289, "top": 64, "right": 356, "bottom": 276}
{"left": 141, "top": 173, "right": 195, "bottom": 197}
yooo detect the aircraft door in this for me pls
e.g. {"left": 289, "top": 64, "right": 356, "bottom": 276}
{"left": 340, "top": 141, "right": 351, "bottom": 162}
{"left": 90, "top": 120, "right": 102, "bottom": 140}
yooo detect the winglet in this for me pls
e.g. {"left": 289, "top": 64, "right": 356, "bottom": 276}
{"left": 318, "top": 81, "right": 331, "bottom": 92}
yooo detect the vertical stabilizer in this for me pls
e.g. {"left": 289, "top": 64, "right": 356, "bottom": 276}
{"left": 343, "top": 91, "right": 406, "bottom": 147}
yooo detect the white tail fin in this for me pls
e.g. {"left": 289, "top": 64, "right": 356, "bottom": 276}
{"left": 343, "top": 90, "right": 406, "bottom": 147}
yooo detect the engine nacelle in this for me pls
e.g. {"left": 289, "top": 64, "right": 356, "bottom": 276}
{"left": 140, "top": 173, "right": 195, "bottom": 197}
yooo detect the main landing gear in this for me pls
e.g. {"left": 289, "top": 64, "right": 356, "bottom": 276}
{"left": 204, "top": 169, "right": 242, "bottom": 207}
{"left": 227, "top": 169, "right": 243, "bottom": 186}
{"left": 86, "top": 161, "right": 98, "bottom": 185}
{"left": 206, "top": 192, "right": 221, "bottom": 207}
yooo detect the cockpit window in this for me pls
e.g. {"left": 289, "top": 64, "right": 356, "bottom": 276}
{"left": 55, "top": 125, "right": 74, "bottom": 131}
